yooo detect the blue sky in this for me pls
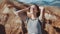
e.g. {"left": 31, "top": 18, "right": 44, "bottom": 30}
{"left": 17, "top": 0, "right": 54, "bottom": 3}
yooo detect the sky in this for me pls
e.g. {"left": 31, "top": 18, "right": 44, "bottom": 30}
{"left": 17, "top": 0, "right": 54, "bottom": 3}
{"left": 43, "top": 0, "right": 54, "bottom": 2}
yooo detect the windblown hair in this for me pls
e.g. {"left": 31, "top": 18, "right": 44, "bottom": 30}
{"left": 34, "top": 4, "right": 40, "bottom": 17}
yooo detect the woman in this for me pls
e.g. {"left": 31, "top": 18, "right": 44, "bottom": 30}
{"left": 26, "top": 5, "right": 44, "bottom": 34}
{"left": 16, "top": 4, "right": 44, "bottom": 34}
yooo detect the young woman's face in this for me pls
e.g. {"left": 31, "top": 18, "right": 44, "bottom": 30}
{"left": 31, "top": 5, "right": 38, "bottom": 15}
{"left": 27, "top": 5, "right": 38, "bottom": 17}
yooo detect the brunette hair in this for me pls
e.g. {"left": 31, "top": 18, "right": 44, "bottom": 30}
{"left": 33, "top": 4, "right": 40, "bottom": 17}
